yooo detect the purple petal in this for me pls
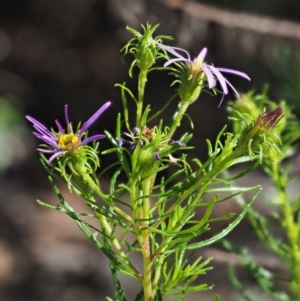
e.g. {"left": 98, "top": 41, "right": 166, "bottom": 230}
{"left": 155, "top": 41, "right": 191, "bottom": 60}
{"left": 116, "top": 138, "right": 124, "bottom": 146}
{"left": 218, "top": 93, "right": 225, "bottom": 107}
{"left": 166, "top": 46, "right": 191, "bottom": 60}
{"left": 223, "top": 78, "right": 240, "bottom": 98}
{"left": 196, "top": 48, "right": 207, "bottom": 62}
{"left": 169, "top": 140, "right": 186, "bottom": 147}
{"left": 216, "top": 68, "right": 251, "bottom": 81}
{"left": 48, "top": 151, "right": 67, "bottom": 165}
{"left": 26, "top": 115, "right": 45, "bottom": 128}
{"left": 37, "top": 148, "right": 57, "bottom": 153}
{"left": 132, "top": 127, "right": 140, "bottom": 135}
{"left": 164, "top": 57, "right": 190, "bottom": 67}
{"left": 81, "top": 134, "right": 106, "bottom": 145}
{"left": 55, "top": 119, "right": 64, "bottom": 135}
{"left": 26, "top": 116, "right": 57, "bottom": 140}
{"left": 79, "top": 101, "right": 111, "bottom": 137}
{"left": 64, "top": 105, "right": 71, "bottom": 132}
{"left": 217, "top": 78, "right": 241, "bottom": 107}
{"left": 202, "top": 66, "right": 217, "bottom": 89}
{"left": 33, "top": 132, "right": 58, "bottom": 148}
{"left": 129, "top": 143, "right": 136, "bottom": 151}
{"left": 154, "top": 152, "right": 161, "bottom": 161}
{"left": 122, "top": 132, "right": 134, "bottom": 139}
{"left": 32, "top": 125, "right": 56, "bottom": 140}
{"left": 208, "top": 66, "right": 228, "bottom": 94}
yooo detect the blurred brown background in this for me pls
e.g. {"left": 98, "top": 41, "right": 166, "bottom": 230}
{"left": 0, "top": 0, "right": 300, "bottom": 300}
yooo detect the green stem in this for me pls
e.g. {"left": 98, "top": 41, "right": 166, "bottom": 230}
{"left": 97, "top": 212, "right": 126, "bottom": 263}
{"left": 97, "top": 211, "right": 143, "bottom": 281}
{"left": 141, "top": 175, "right": 154, "bottom": 301}
{"left": 151, "top": 149, "right": 244, "bottom": 230}
{"left": 281, "top": 194, "right": 300, "bottom": 298}
{"left": 131, "top": 170, "right": 155, "bottom": 301}
{"left": 167, "top": 100, "right": 191, "bottom": 141}
{"left": 81, "top": 171, "right": 133, "bottom": 224}
{"left": 136, "top": 70, "right": 147, "bottom": 127}
{"left": 274, "top": 167, "right": 300, "bottom": 298}
{"left": 78, "top": 171, "right": 142, "bottom": 281}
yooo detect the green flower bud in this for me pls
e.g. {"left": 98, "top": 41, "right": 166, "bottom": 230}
{"left": 239, "top": 106, "right": 283, "bottom": 159}
{"left": 123, "top": 24, "right": 166, "bottom": 74}
{"left": 136, "top": 30, "right": 156, "bottom": 71}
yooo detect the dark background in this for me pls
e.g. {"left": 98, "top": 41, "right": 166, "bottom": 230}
{"left": 0, "top": 0, "right": 299, "bottom": 300}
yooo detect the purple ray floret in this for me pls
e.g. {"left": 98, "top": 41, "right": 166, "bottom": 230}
{"left": 155, "top": 41, "right": 250, "bottom": 106}
{"left": 79, "top": 101, "right": 111, "bottom": 141}
{"left": 26, "top": 101, "right": 111, "bottom": 164}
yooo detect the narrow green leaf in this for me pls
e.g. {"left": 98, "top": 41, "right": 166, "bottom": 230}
{"left": 186, "top": 189, "right": 259, "bottom": 250}
{"left": 37, "top": 199, "right": 57, "bottom": 210}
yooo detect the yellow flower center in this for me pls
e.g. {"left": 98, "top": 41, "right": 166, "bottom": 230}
{"left": 58, "top": 134, "right": 80, "bottom": 151}
{"left": 190, "top": 59, "right": 204, "bottom": 77}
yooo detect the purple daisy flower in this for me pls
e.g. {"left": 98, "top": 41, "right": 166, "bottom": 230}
{"left": 155, "top": 42, "right": 250, "bottom": 106}
{"left": 26, "top": 101, "right": 111, "bottom": 164}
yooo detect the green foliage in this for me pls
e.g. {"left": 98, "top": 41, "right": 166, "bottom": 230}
{"left": 28, "top": 25, "right": 286, "bottom": 301}
{"left": 225, "top": 90, "right": 300, "bottom": 301}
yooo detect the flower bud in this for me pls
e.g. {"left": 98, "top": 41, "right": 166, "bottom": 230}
{"left": 239, "top": 106, "right": 283, "bottom": 158}
{"left": 250, "top": 106, "right": 283, "bottom": 137}
{"left": 136, "top": 32, "right": 156, "bottom": 71}
{"left": 124, "top": 24, "right": 162, "bottom": 73}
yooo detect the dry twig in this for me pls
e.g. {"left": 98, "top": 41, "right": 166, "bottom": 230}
{"left": 155, "top": 0, "right": 300, "bottom": 40}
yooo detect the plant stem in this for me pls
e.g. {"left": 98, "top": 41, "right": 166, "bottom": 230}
{"left": 98, "top": 211, "right": 143, "bottom": 281}
{"left": 80, "top": 171, "right": 133, "bottom": 224}
{"left": 136, "top": 70, "right": 147, "bottom": 127}
{"left": 167, "top": 100, "right": 191, "bottom": 141}
{"left": 78, "top": 171, "right": 143, "bottom": 280}
{"left": 131, "top": 169, "right": 155, "bottom": 300}
{"left": 141, "top": 174, "right": 154, "bottom": 301}
{"left": 280, "top": 191, "right": 300, "bottom": 298}
{"left": 273, "top": 165, "right": 300, "bottom": 298}
{"left": 151, "top": 149, "right": 244, "bottom": 230}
